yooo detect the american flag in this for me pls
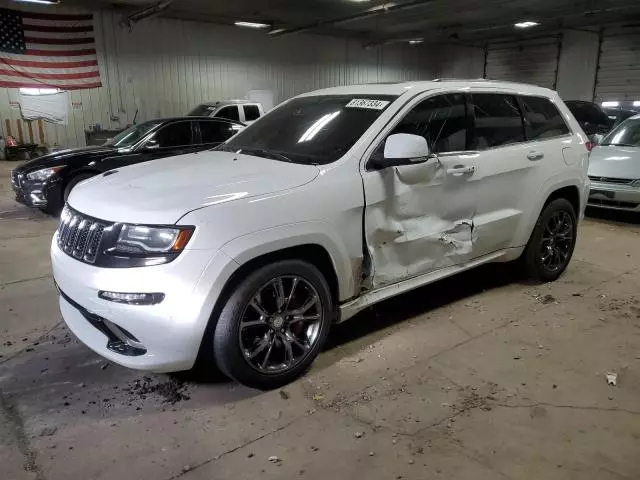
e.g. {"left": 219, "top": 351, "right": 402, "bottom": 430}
{"left": 0, "top": 8, "right": 101, "bottom": 90}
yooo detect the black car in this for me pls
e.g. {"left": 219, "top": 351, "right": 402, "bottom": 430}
{"left": 11, "top": 116, "right": 243, "bottom": 214}
{"left": 564, "top": 100, "right": 613, "bottom": 140}
{"left": 603, "top": 106, "right": 639, "bottom": 129}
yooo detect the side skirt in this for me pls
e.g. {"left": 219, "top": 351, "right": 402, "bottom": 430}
{"left": 337, "top": 248, "right": 521, "bottom": 323}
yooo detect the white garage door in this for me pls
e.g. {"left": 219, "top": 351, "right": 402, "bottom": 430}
{"left": 485, "top": 37, "right": 561, "bottom": 89}
{"left": 594, "top": 26, "right": 640, "bottom": 103}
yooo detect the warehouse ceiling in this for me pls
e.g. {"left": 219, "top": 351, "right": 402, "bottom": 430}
{"left": 57, "top": 0, "right": 640, "bottom": 45}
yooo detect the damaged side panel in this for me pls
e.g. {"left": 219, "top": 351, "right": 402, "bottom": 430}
{"left": 363, "top": 161, "right": 479, "bottom": 289}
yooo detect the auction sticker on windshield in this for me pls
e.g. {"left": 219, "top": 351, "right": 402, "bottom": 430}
{"left": 346, "top": 99, "right": 390, "bottom": 110}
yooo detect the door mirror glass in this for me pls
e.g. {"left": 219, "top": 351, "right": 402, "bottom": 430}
{"left": 372, "top": 133, "right": 430, "bottom": 169}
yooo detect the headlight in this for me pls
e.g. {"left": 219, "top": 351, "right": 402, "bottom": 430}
{"left": 26, "top": 166, "right": 66, "bottom": 181}
{"left": 114, "top": 225, "right": 194, "bottom": 255}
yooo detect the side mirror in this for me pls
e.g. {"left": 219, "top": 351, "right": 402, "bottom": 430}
{"left": 144, "top": 139, "right": 160, "bottom": 151}
{"left": 371, "top": 133, "right": 431, "bottom": 169}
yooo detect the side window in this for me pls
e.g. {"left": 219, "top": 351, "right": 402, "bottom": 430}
{"left": 199, "top": 121, "right": 235, "bottom": 143}
{"left": 388, "top": 93, "right": 469, "bottom": 153}
{"left": 216, "top": 106, "right": 240, "bottom": 121}
{"left": 520, "top": 96, "right": 570, "bottom": 140}
{"left": 243, "top": 105, "right": 261, "bottom": 121}
{"left": 471, "top": 94, "right": 525, "bottom": 149}
{"left": 153, "top": 122, "right": 192, "bottom": 147}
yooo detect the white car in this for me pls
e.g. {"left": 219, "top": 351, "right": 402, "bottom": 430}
{"left": 588, "top": 114, "right": 640, "bottom": 211}
{"left": 52, "top": 80, "right": 590, "bottom": 389}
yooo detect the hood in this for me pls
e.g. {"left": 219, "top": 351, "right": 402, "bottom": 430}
{"left": 68, "top": 151, "right": 320, "bottom": 224}
{"left": 588, "top": 145, "right": 640, "bottom": 180}
{"left": 16, "top": 146, "right": 116, "bottom": 173}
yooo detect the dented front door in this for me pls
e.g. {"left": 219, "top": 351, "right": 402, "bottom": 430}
{"left": 362, "top": 93, "right": 480, "bottom": 289}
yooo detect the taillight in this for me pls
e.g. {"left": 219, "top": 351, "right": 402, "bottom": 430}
{"left": 585, "top": 141, "right": 594, "bottom": 152}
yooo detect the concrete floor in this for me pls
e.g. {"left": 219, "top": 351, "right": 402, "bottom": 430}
{"left": 1, "top": 159, "right": 639, "bottom": 480}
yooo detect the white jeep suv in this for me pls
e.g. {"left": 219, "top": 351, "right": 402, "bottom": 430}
{"left": 52, "top": 80, "right": 590, "bottom": 389}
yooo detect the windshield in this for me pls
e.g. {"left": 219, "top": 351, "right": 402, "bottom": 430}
{"left": 601, "top": 118, "right": 640, "bottom": 147}
{"left": 220, "top": 95, "right": 398, "bottom": 165}
{"left": 105, "top": 121, "right": 162, "bottom": 148}
{"left": 188, "top": 104, "right": 215, "bottom": 116}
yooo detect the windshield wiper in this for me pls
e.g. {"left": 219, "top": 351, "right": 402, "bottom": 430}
{"left": 237, "top": 147, "right": 295, "bottom": 163}
{"left": 601, "top": 143, "right": 637, "bottom": 147}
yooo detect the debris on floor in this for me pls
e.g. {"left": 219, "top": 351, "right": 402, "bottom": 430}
{"left": 39, "top": 426, "right": 58, "bottom": 437}
{"left": 268, "top": 456, "right": 282, "bottom": 464}
{"left": 124, "top": 376, "right": 191, "bottom": 405}
{"left": 606, "top": 372, "right": 618, "bottom": 386}
{"left": 539, "top": 294, "right": 557, "bottom": 305}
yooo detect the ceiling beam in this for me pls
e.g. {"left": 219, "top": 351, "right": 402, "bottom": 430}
{"left": 268, "top": 0, "right": 438, "bottom": 37}
{"left": 362, "top": 2, "right": 640, "bottom": 46}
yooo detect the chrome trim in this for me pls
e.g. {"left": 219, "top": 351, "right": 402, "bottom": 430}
{"left": 57, "top": 206, "right": 107, "bottom": 264}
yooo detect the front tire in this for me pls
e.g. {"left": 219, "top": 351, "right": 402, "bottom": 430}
{"left": 213, "top": 260, "right": 333, "bottom": 390}
{"left": 522, "top": 198, "right": 577, "bottom": 282}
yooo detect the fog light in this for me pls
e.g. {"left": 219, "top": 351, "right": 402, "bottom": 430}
{"left": 98, "top": 291, "right": 164, "bottom": 305}
{"left": 29, "top": 191, "right": 46, "bottom": 205}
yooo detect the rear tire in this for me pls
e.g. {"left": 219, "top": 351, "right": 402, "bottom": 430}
{"left": 213, "top": 260, "right": 333, "bottom": 390}
{"left": 522, "top": 198, "right": 577, "bottom": 282}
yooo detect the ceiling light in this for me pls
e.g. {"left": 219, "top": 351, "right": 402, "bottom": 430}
{"left": 12, "top": 0, "right": 60, "bottom": 3}
{"left": 408, "top": 39, "right": 424, "bottom": 45}
{"left": 601, "top": 101, "right": 620, "bottom": 107}
{"left": 514, "top": 21, "right": 540, "bottom": 28}
{"left": 234, "top": 21, "right": 271, "bottom": 29}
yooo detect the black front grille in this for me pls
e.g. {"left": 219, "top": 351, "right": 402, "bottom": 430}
{"left": 588, "top": 176, "right": 634, "bottom": 185}
{"left": 57, "top": 206, "right": 109, "bottom": 264}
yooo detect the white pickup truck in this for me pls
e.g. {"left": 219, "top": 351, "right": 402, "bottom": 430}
{"left": 188, "top": 100, "right": 264, "bottom": 124}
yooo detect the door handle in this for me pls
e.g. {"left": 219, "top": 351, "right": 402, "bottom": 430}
{"left": 527, "top": 151, "right": 544, "bottom": 161}
{"left": 446, "top": 165, "right": 475, "bottom": 176}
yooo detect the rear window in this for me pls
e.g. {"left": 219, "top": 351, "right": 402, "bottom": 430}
{"left": 217, "top": 106, "right": 240, "bottom": 121}
{"left": 520, "top": 96, "right": 570, "bottom": 140}
{"left": 566, "top": 102, "right": 610, "bottom": 126}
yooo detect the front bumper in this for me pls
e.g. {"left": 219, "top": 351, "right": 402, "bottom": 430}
{"left": 11, "top": 171, "right": 63, "bottom": 210}
{"left": 588, "top": 181, "right": 640, "bottom": 212}
{"left": 51, "top": 235, "right": 239, "bottom": 372}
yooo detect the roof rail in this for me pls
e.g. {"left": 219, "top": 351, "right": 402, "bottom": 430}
{"left": 432, "top": 77, "right": 486, "bottom": 82}
{"left": 433, "top": 78, "right": 537, "bottom": 85}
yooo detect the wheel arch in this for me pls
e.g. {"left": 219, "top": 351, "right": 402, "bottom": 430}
{"left": 515, "top": 180, "right": 584, "bottom": 247}
{"left": 193, "top": 236, "right": 353, "bottom": 371}
{"left": 221, "top": 224, "right": 359, "bottom": 302}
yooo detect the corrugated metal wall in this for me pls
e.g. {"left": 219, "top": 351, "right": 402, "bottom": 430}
{"left": 594, "top": 25, "right": 640, "bottom": 102}
{"left": 485, "top": 36, "right": 562, "bottom": 89}
{"left": 0, "top": 7, "right": 461, "bottom": 148}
